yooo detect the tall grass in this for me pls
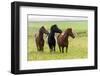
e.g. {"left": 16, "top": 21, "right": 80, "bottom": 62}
{"left": 28, "top": 21, "right": 88, "bottom": 61}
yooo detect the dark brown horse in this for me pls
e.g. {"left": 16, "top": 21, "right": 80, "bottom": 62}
{"left": 35, "top": 26, "right": 49, "bottom": 51}
{"left": 57, "top": 28, "right": 75, "bottom": 53}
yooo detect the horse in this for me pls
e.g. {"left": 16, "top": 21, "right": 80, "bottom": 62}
{"left": 57, "top": 28, "right": 75, "bottom": 53}
{"left": 35, "top": 26, "right": 49, "bottom": 52}
{"left": 48, "top": 24, "right": 62, "bottom": 52}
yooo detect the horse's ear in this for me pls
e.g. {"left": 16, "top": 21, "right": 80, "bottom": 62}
{"left": 41, "top": 26, "right": 45, "bottom": 30}
{"left": 66, "top": 28, "right": 72, "bottom": 33}
{"left": 54, "top": 24, "right": 57, "bottom": 27}
{"left": 51, "top": 24, "right": 57, "bottom": 30}
{"left": 41, "top": 26, "right": 44, "bottom": 28}
{"left": 70, "top": 28, "right": 72, "bottom": 31}
{"left": 68, "top": 28, "right": 72, "bottom": 31}
{"left": 51, "top": 25, "right": 54, "bottom": 30}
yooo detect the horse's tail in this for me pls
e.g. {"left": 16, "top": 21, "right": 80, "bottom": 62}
{"left": 34, "top": 32, "right": 39, "bottom": 51}
{"left": 34, "top": 32, "right": 38, "bottom": 39}
{"left": 34, "top": 33, "right": 38, "bottom": 45}
{"left": 34, "top": 33, "right": 36, "bottom": 38}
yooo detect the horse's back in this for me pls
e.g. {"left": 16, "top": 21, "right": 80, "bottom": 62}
{"left": 57, "top": 32, "right": 67, "bottom": 46}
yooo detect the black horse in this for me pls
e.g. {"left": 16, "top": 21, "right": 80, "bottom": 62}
{"left": 48, "top": 24, "right": 62, "bottom": 52}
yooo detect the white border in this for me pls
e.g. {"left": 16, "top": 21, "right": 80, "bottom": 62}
{"left": 20, "top": 6, "right": 94, "bottom": 70}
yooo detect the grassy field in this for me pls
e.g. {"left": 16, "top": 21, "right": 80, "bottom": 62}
{"left": 27, "top": 21, "right": 88, "bottom": 61}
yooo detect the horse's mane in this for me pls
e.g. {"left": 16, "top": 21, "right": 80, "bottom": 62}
{"left": 50, "top": 24, "right": 57, "bottom": 31}
{"left": 59, "top": 28, "right": 73, "bottom": 39}
{"left": 39, "top": 26, "right": 44, "bottom": 32}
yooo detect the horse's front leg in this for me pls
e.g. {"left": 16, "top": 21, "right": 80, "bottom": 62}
{"left": 49, "top": 45, "right": 53, "bottom": 53}
{"left": 53, "top": 44, "right": 56, "bottom": 52}
{"left": 36, "top": 45, "right": 39, "bottom": 51}
{"left": 41, "top": 47, "right": 44, "bottom": 52}
{"left": 53, "top": 40, "right": 56, "bottom": 52}
{"left": 42, "top": 41, "right": 44, "bottom": 52}
{"left": 58, "top": 46, "right": 61, "bottom": 53}
{"left": 39, "top": 47, "right": 44, "bottom": 52}
{"left": 66, "top": 42, "right": 68, "bottom": 53}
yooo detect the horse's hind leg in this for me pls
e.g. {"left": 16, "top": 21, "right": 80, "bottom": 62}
{"left": 62, "top": 47, "right": 64, "bottom": 53}
{"left": 53, "top": 46, "right": 56, "bottom": 52}
{"left": 41, "top": 47, "right": 44, "bottom": 52}
{"left": 36, "top": 42, "right": 39, "bottom": 51}
{"left": 66, "top": 46, "right": 68, "bottom": 53}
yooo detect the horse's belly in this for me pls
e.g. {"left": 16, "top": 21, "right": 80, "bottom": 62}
{"left": 60, "top": 43, "right": 67, "bottom": 46}
{"left": 48, "top": 37, "right": 55, "bottom": 45}
{"left": 39, "top": 40, "right": 44, "bottom": 46}
{"left": 58, "top": 39, "right": 68, "bottom": 47}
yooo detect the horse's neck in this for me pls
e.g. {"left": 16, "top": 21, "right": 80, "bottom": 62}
{"left": 50, "top": 31, "right": 55, "bottom": 38}
{"left": 63, "top": 33, "right": 69, "bottom": 41}
{"left": 39, "top": 32, "right": 43, "bottom": 40}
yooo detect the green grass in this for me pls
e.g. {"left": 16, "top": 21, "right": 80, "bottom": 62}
{"left": 27, "top": 21, "right": 88, "bottom": 61}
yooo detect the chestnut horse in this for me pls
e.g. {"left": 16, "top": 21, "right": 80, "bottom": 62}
{"left": 35, "top": 26, "right": 49, "bottom": 51}
{"left": 48, "top": 24, "right": 62, "bottom": 52}
{"left": 57, "top": 28, "right": 75, "bottom": 53}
